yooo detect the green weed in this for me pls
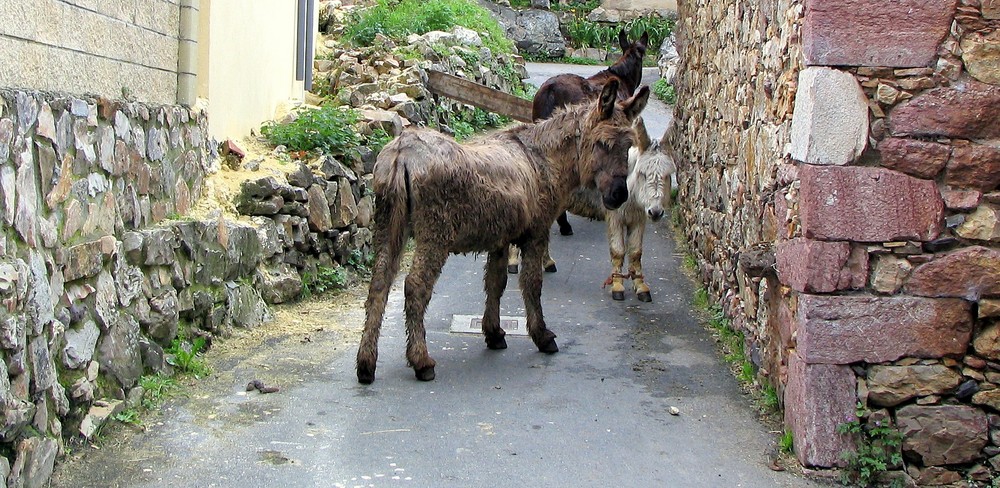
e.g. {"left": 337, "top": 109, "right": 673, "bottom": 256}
{"left": 112, "top": 409, "right": 141, "bottom": 425}
{"left": 139, "top": 374, "right": 177, "bottom": 410}
{"left": 692, "top": 287, "right": 709, "bottom": 309}
{"left": 652, "top": 78, "right": 676, "bottom": 105}
{"left": 302, "top": 266, "right": 348, "bottom": 298}
{"left": 779, "top": 430, "right": 794, "bottom": 454}
{"left": 761, "top": 384, "right": 779, "bottom": 412}
{"left": 837, "top": 403, "right": 904, "bottom": 488}
{"left": 260, "top": 105, "right": 362, "bottom": 156}
{"left": 166, "top": 336, "right": 211, "bottom": 378}
{"left": 343, "top": 0, "right": 514, "bottom": 55}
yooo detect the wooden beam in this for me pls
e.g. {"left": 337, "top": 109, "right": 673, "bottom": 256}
{"left": 425, "top": 70, "right": 534, "bottom": 123}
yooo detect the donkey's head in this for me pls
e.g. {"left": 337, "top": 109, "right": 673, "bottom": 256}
{"left": 609, "top": 30, "right": 649, "bottom": 95}
{"left": 627, "top": 137, "right": 676, "bottom": 222}
{"left": 582, "top": 80, "right": 650, "bottom": 210}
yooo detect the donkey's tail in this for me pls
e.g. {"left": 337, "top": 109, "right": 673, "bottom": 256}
{"left": 358, "top": 143, "right": 412, "bottom": 383}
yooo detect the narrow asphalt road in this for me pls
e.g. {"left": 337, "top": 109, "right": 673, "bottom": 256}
{"left": 51, "top": 64, "right": 820, "bottom": 488}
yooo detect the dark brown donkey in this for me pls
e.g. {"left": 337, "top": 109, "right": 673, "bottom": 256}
{"left": 357, "top": 81, "right": 651, "bottom": 384}
{"left": 532, "top": 30, "right": 649, "bottom": 238}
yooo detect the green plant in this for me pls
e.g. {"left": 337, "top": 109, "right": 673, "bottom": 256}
{"left": 837, "top": 404, "right": 904, "bottom": 488}
{"left": 443, "top": 107, "right": 509, "bottom": 141}
{"left": 166, "top": 336, "right": 211, "bottom": 378}
{"left": 139, "top": 374, "right": 177, "bottom": 409}
{"left": 692, "top": 287, "right": 709, "bottom": 309}
{"left": 652, "top": 78, "right": 676, "bottom": 105}
{"left": 260, "top": 105, "right": 362, "bottom": 156}
{"left": 365, "top": 127, "right": 393, "bottom": 155}
{"left": 344, "top": 0, "right": 514, "bottom": 55}
{"left": 349, "top": 249, "right": 375, "bottom": 276}
{"left": 779, "top": 430, "right": 794, "bottom": 454}
{"left": 112, "top": 408, "right": 141, "bottom": 425}
{"left": 302, "top": 265, "right": 348, "bottom": 298}
{"left": 761, "top": 384, "right": 779, "bottom": 412}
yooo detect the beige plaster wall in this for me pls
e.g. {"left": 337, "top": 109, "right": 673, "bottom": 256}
{"left": 197, "top": 0, "right": 307, "bottom": 141}
{"left": 0, "top": 0, "right": 180, "bottom": 105}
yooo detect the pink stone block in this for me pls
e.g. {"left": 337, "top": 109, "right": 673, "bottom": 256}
{"left": 776, "top": 239, "right": 868, "bottom": 293}
{"left": 906, "top": 246, "right": 1000, "bottom": 300}
{"left": 799, "top": 165, "right": 944, "bottom": 242}
{"left": 802, "top": 0, "right": 956, "bottom": 67}
{"left": 784, "top": 351, "right": 856, "bottom": 467}
{"left": 889, "top": 80, "right": 1000, "bottom": 140}
{"left": 878, "top": 138, "right": 951, "bottom": 179}
{"left": 796, "top": 294, "right": 972, "bottom": 364}
{"left": 946, "top": 143, "right": 1000, "bottom": 193}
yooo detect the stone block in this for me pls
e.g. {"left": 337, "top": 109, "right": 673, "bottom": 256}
{"left": 941, "top": 189, "right": 982, "bottom": 211}
{"left": 878, "top": 138, "right": 950, "bottom": 179}
{"left": 889, "top": 80, "right": 1000, "bottom": 140}
{"left": 62, "top": 240, "right": 107, "bottom": 282}
{"left": 799, "top": 165, "right": 944, "bottom": 242}
{"left": 985, "top": 0, "right": 1000, "bottom": 19}
{"left": 905, "top": 246, "right": 1000, "bottom": 299}
{"left": 784, "top": 351, "right": 855, "bottom": 467}
{"left": 897, "top": 405, "right": 988, "bottom": 466}
{"left": 866, "top": 365, "right": 963, "bottom": 407}
{"left": 802, "top": 0, "right": 956, "bottom": 67}
{"left": 962, "top": 30, "right": 1000, "bottom": 85}
{"left": 776, "top": 239, "right": 867, "bottom": 293}
{"left": 974, "top": 324, "right": 1000, "bottom": 360}
{"left": 869, "top": 255, "right": 912, "bottom": 294}
{"left": 789, "top": 67, "right": 868, "bottom": 166}
{"left": 306, "top": 184, "right": 333, "bottom": 233}
{"left": 796, "top": 294, "right": 972, "bottom": 364}
{"left": 946, "top": 144, "right": 1000, "bottom": 193}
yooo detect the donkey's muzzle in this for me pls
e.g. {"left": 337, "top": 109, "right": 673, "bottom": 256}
{"left": 648, "top": 207, "right": 664, "bottom": 222}
{"left": 602, "top": 177, "right": 628, "bottom": 210}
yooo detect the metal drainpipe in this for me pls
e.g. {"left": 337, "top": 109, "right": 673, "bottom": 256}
{"left": 177, "top": 0, "right": 200, "bottom": 107}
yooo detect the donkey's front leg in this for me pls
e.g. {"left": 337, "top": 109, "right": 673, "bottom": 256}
{"left": 606, "top": 212, "right": 628, "bottom": 301}
{"left": 519, "top": 237, "right": 558, "bottom": 353}
{"left": 627, "top": 221, "right": 651, "bottom": 302}
{"left": 403, "top": 247, "right": 448, "bottom": 381}
{"left": 482, "top": 247, "right": 509, "bottom": 350}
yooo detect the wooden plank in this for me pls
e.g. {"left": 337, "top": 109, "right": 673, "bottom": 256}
{"left": 425, "top": 70, "right": 534, "bottom": 123}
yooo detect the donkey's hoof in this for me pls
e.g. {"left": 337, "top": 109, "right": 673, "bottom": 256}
{"left": 544, "top": 263, "right": 558, "bottom": 273}
{"left": 414, "top": 366, "right": 436, "bottom": 381}
{"left": 559, "top": 226, "right": 574, "bottom": 236}
{"left": 538, "top": 338, "right": 559, "bottom": 354}
{"left": 612, "top": 290, "right": 625, "bottom": 301}
{"left": 486, "top": 335, "right": 508, "bottom": 350}
{"left": 507, "top": 264, "right": 519, "bottom": 274}
{"left": 357, "top": 367, "right": 376, "bottom": 385}
{"left": 637, "top": 291, "right": 652, "bottom": 302}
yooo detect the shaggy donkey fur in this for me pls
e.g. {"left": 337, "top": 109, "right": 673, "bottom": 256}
{"left": 357, "top": 81, "right": 650, "bottom": 384}
{"left": 532, "top": 29, "right": 649, "bottom": 237}
{"left": 508, "top": 120, "right": 676, "bottom": 302}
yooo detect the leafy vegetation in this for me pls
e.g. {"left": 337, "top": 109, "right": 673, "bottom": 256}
{"left": 166, "top": 335, "right": 211, "bottom": 378}
{"left": 779, "top": 430, "right": 794, "bottom": 454}
{"left": 565, "top": 15, "right": 674, "bottom": 53}
{"left": 260, "top": 105, "right": 362, "bottom": 156}
{"left": 652, "top": 78, "right": 676, "bottom": 105}
{"left": 837, "top": 404, "right": 905, "bottom": 488}
{"left": 343, "top": 0, "right": 515, "bottom": 54}
{"left": 301, "top": 265, "right": 349, "bottom": 298}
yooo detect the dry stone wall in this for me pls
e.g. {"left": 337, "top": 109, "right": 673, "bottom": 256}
{"left": 671, "top": 0, "right": 1000, "bottom": 482}
{"left": 0, "top": 21, "right": 527, "bottom": 485}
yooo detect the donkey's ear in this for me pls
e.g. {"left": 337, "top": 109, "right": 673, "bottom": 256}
{"left": 618, "top": 30, "right": 629, "bottom": 51}
{"left": 599, "top": 79, "right": 620, "bottom": 120}
{"left": 623, "top": 85, "right": 650, "bottom": 122}
{"left": 638, "top": 31, "right": 649, "bottom": 50}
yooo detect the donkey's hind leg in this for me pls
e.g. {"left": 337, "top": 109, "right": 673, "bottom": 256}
{"left": 403, "top": 245, "right": 448, "bottom": 381}
{"left": 519, "top": 237, "right": 558, "bottom": 353}
{"left": 357, "top": 230, "right": 408, "bottom": 384}
{"left": 482, "top": 247, "right": 509, "bottom": 350}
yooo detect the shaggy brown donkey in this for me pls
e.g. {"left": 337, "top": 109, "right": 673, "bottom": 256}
{"left": 357, "top": 81, "right": 650, "bottom": 383}
{"left": 532, "top": 29, "right": 649, "bottom": 237}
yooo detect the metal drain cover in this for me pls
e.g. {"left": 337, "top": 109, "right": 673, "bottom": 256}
{"left": 449, "top": 315, "right": 528, "bottom": 336}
